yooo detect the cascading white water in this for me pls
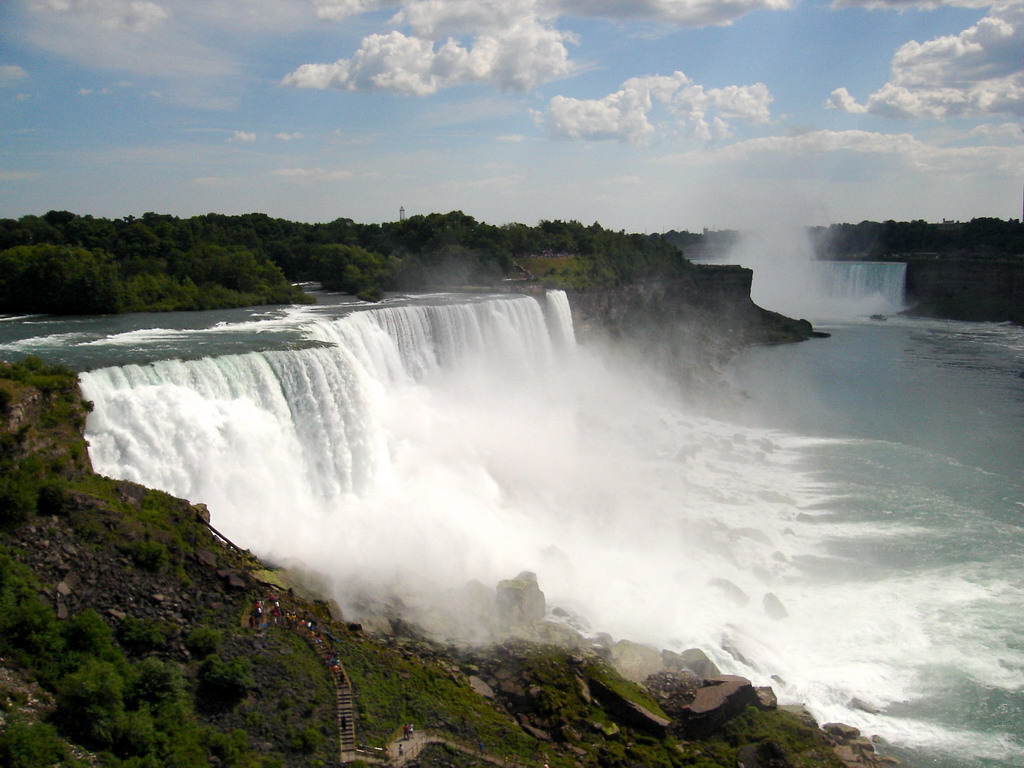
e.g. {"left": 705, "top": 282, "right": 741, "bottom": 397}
{"left": 817, "top": 261, "right": 906, "bottom": 310}
{"left": 80, "top": 292, "right": 812, "bottom": 651}
{"left": 722, "top": 228, "right": 906, "bottom": 320}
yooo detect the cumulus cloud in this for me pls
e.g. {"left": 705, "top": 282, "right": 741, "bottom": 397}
{"left": 283, "top": 19, "right": 575, "bottom": 94}
{"left": 967, "top": 121, "right": 1024, "bottom": 141}
{"left": 0, "top": 65, "right": 30, "bottom": 85}
{"left": 828, "top": 3, "right": 1024, "bottom": 118}
{"left": 540, "top": 71, "right": 772, "bottom": 143}
{"left": 230, "top": 130, "right": 257, "bottom": 142}
{"left": 554, "top": 0, "right": 795, "bottom": 27}
{"left": 274, "top": 132, "right": 304, "bottom": 140}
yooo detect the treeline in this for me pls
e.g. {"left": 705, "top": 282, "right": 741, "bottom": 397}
{"left": 0, "top": 210, "right": 688, "bottom": 315}
{"left": 809, "top": 217, "right": 1024, "bottom": 260}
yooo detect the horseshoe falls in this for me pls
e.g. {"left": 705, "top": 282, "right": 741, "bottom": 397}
{"left": 5, "top": 289, "right": 1015, "bottom": 768}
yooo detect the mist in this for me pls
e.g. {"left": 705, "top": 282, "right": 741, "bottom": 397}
{"left": 724, "top": 227, "right": 906, "bottom": 321}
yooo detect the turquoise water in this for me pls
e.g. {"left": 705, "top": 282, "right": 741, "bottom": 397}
{"left": 726, "top": 317, "right": 1024, "bottom": 767}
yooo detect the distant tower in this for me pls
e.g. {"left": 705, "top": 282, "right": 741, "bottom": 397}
{"left": 399, "top": 206, "right": 406, "bottom": 221}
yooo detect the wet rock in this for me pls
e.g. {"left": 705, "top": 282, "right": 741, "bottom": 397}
{"left": 707, "top": 577, "right": 750, "bottom": 606}
{"left": 195, "top": 549, "right": 218, "bottom": 567}
{"left": 673, "top": 674, "right": 759, "bottom": 739}
{"left": 496, "top": 571, "right": 545, "bottom": 626}
{"left": 755, "top": 686, "right": 777, "bottom": 710}
{"left": 468, "top": 676, "right": 495, "bottom": 699}
{"left": 664, "top": 647, "right": 720, "bottom": 679}
{"left": 588, "top": 677, "right": 670, "bottom": 737}
{"left": 736, "top": 740, "right": 793, "bottom": 768}
{"left": 610, "top": 639, "right": 663, "bottom": 683}
{"left": 763, "top": 592, "right": 788, "bottom": 619}
{"left": 824, "top": 722, "right": 861, "bottom": 742}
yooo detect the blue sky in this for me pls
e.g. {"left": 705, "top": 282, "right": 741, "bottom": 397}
{"left": 1, "top": 0, "right": 1022, "bottom": 231}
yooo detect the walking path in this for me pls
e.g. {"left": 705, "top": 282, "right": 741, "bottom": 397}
{"left": 380, "top": 729, "right": 533, "bottom": 768}
{"left": 247, "top": 595, "right": 535, "bottom": 767}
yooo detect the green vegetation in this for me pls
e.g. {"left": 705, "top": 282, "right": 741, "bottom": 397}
{"left": 809, "top": 217, "right": 1024, "bottom": 260}
{"left": 0, "top": 210, "right": 691, "bottom": 314}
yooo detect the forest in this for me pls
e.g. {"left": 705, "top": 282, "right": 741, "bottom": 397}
{"left": 0, "top": 211, "right": 688, "bottom": 315}
{"left": 2, "top": 211, "right": 1020, "bottom": 316}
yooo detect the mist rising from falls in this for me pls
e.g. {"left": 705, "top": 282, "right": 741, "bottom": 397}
{"left": 725, "top": 228, "right": 906, "bottom": 320}
{"left": 81, "top": 293, "right": 805, "bottom": 643}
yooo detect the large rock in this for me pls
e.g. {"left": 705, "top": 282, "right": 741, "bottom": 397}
{"left": 673, "top": 674, "right": 760, "bottom": 739}
{"left": 496, "top": 571, "right": 546, "bottom": 626}
{"left": 663, "top": 647, "right": 720, "bottom": 679}
{"left": 587, "top": 678, "right": 670, "bottom": 737}
{"left": 610, "top": 640, "right": 663, "bottom": 683}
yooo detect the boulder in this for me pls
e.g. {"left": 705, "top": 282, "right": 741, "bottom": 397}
{"left": 763, "top": 592, "right": 788, "bottom": 620}
{"left": 673, "top": 674, "right": 759, "bottom": 739}
{"left": 496, "top": 571, "right": 545, "bottom": 626}
{"left": 736, "top": 740, "right": 794, "bottom": 768}
{"left": 663, "top": 647, "right": 720, "bottom": 679}
{"left": 588, "top": 678, "right": 670, "bottom": 737}
{"left": 755, "top": 686, "right": 778, "bottom": 711}
{"left": 610, "top": 640, "right": 663, "bottom": 683}
{"left": 468, "top": 676, "right": 495, "bottom": 699}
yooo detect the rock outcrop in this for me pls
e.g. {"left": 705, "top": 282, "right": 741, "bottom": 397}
{"left": 496, "top": 571, "right": 546, "bottom": 626}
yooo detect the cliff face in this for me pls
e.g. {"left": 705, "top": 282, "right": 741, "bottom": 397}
{"left": 566, "top": 266, "right": 815, "bottom": 389}
{"left": 904, "top": 258, "right": 1023, "bottom": 324}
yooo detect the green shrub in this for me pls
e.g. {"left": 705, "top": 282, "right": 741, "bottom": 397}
{"left": 290, "top": 725, "right": 322, "bottom": 754}
{"left": 116, "top": 615, "right": 168, "bottom": 656}
{"left": 56, "top": 658, "right": 126, "bottom": 746}
{"left": 198, "top": 656, "right": 254, "bottom": 702}
{"left": 184, "top": 626, "right": 222, "bottom": 659}
{"left": 63, "top": 609, "right": 116, "bottom": 658}
{"left": 128, "top": 539, "right": 170, "bottom": 573}
{"left": 0, "top": 716, "right": 76, "bottom": 768}
{"left": 128, "top": 658, "right": 184, "bottom": 707}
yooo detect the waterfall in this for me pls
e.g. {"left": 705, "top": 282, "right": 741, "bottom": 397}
{"left": 817, "top": 261, "right": 906, "bottom": 311}
{"left": 545, "top": 289, "right": 576, "bottom": 348}
{"left": 80, "top": 288, "right": 813, "bottom": 654}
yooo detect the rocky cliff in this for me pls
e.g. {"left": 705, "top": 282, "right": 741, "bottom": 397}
{"left": 904, "top": 257, "right": 1023, "bottom": 324}
{"left": 566, "top": 265, "right": 818, "bottom": 392}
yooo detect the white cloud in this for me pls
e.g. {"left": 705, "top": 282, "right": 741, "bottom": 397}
{"left": 497, "top": 134, "right": 525, "bottom": 142}
{"left": 274, "top": 132, "right": 304, "bottom": 140}
{"left": 30, "top": 0, "right": 170, "bottom": 33}
{"left": 540, "top": 71, "right": 772, "bottom": 143}
{"left": 829, "top": 3, "right": 1024, "bottom": 118}
{"left": 552, "top": 0, "right": 795, "bottom": 27}
{"left": 967, "top": 121, "right": 1024, "bottom": 141}
{"left": 830, "top": 0, "right": 993, "bottom": 9}
{"left": 272, "top": 166, "right": 356, "bottom": 180}
{"left": 230, "top": 130, "right": 257, "bottom": 142}
{"left": 311, "top": 0, "right": 392, "bottom": 21}
{"left": 0, "top": 65, "right": 30, "bottom": 85}
{"left": 668, "top": 128, "right": 1024, "bottom": 178}
{"left": 283, "top": 19, "right": 575, "bottom": 95}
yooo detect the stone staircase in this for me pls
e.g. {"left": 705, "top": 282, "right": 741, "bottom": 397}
{"left": 336, "top": 672, "right": 357, "bottom": 762}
